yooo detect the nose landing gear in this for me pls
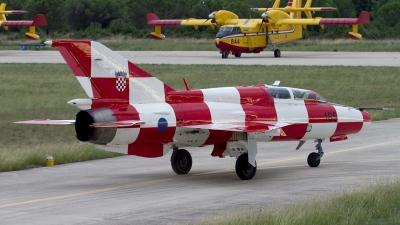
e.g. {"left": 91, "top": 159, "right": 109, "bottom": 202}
{"left": 307, "top": 139, "right": 324, "bottom": 167}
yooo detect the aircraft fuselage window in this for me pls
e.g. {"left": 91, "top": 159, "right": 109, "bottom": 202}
{"left": 266, "top": 87, "right": 291, "bottom": 99}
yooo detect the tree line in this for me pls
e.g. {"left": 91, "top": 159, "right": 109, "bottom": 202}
{"left": 2, "top": 0, "right": 400, "bottom": 40}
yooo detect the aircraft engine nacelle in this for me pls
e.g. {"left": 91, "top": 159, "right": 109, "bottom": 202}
{"left": 75, "top": 108, "right": 117, "bottom": 145}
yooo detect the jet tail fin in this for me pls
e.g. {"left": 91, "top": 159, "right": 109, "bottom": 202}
{"left": 46, "top": 40, "right": 175, "bottom": 103}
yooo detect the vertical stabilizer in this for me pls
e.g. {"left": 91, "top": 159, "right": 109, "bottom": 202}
{"left": 48, "top": 40, "right": 174, "bottom": 102}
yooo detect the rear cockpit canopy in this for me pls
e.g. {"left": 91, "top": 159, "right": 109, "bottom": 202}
{"left": 265, "top": 86, "right": 327, "bottom": 102}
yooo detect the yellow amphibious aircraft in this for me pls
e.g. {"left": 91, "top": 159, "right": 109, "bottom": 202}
{"left": 147, "top": 0, "right": 370, "bottom": 58}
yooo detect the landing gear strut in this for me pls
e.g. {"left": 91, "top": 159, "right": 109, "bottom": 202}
{"left": 171, "top": 149, "right": 192, "bottom": 174}
{"left": 307, "top": 139, "right": 324, "bottom": 167}
{"left": 235, "top": 153, "right": 257, "bottom": 180}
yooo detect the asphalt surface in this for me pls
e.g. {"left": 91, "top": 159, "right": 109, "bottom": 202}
{"left": 1, "top": 118, "right": 400, "bottom": 225}
{"left": 0, "top": 50, "right": 400, "bottom": 66}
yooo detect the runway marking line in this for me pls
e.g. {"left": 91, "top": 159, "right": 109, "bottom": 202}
{"left": 0, "top": 139, "right": 399, "bottom": 209}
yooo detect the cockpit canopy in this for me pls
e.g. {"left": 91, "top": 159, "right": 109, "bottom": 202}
{"left": 216, "top": 25, "right": 242, "bottom": 38}
{"left": 265, "top": 86, "right": 327, "bottom": 102}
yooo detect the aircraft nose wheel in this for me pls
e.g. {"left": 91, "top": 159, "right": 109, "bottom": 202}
{"left": 221, "top": 51, "right": 229, "bottom": 59}
{"left": 274, "top": 49, "right": 281, "bottom": 58}
{"left": 307, "top": 139, "right": 324, "bottom": 167}
{"left": 171, "top": 149, "right": 192, "bottom": 174}
{"left": 307, "top": 152, "right": 321, "bottom": 167}
{"left": 235, "top": 153, "right": 257, "bottom": 180}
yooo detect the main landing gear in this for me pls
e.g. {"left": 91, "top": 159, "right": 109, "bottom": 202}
{"left": 307, "top": 139, "right": 324, "bottom": 167}
{"left": 235, "top": 153, "right": 257, "bottom": 180}
{"left": 274, "top": 49, "right": 281, "bottom": 58}
{"left": 221, "top": 51, "right": 229, "bottom": 59}
{"left": 171, "top": 148, "right": 192, "bottom": 174}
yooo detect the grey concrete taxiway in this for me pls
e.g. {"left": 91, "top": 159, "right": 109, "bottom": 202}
{"left": 1, "top": 50, "right": 400, "bottom": 66}
{"left": 1, "top": 119, "right": 400, "bottom": 225}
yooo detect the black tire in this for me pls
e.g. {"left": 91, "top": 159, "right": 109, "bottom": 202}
{"left": 234, "top": 53, "right": 241, "bottom": 57}
{"left": 222, "top": 51, "right": 228, "bottom": 59}
{"left": 235, "top": 153, "right": 257, "bottom": 180}
{"left": 307, "top": 152, "right": 320, "bottom": 167}
{"left": 171, "top": 149, "right": 192, "bottom": 174}
{"left": 274, "top": 49, "right": 281, "bottom": 58}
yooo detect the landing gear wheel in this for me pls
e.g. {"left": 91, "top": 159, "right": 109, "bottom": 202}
{"left": 234, "top": 53, "right": 241, "bottom": 57}
{"left": 235, "top": 153, "right": 257, "bottom": 180}
{"left": 274, "top": 49, "right": 281, "bottom": 58}
{"left": 221, "top": 51, "right": 229, "bottom": 59}
{"left": 307, "top": 152, "right": 320, "bottom": 167}
{"left": 171, "top": 149, "right": 192, "bottom": 174}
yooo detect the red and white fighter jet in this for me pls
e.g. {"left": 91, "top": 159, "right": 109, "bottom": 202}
{"left": 16, "top": 40, "right": 372, "bottom": 180}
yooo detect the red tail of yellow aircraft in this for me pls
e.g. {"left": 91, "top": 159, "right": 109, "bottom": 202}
{"left": 147, "top": 0, "right": 370, "bottom": 58}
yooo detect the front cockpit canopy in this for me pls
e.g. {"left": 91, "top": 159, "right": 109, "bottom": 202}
{"left": 216, "top": 26, "right": 242, "bottom": 38}
{"left": 266, "top": 86, "right": 327, "bottom": 102}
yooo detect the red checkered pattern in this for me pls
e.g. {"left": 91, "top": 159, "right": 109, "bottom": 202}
{"left": 116, "top": 76, "right": 126, "bottom": 92}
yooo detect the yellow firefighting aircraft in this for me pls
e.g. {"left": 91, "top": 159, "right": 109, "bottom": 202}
{"left": 0, "top": 3, "right": 47, "bottom": 40}
{"left": 147, "top": 0, "right": 370, "bottom": 58}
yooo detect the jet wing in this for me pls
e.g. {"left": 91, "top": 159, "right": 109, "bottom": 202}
{"left": 181, "top": 121, "right": 293, "bottom": 134}
{"left": 15, "top": 119, "right": 145, "bottom": 128}
{"left": 90, "top": 120, "right": 145, "bottom": 128}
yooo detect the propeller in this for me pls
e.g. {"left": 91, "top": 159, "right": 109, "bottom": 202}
{"left": 258, "top": 0, "right": 272, "bottom": 32}
{"left": 202, "top": 2, "right": 218, "bottom": 26}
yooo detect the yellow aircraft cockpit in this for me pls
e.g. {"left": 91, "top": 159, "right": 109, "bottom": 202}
{"left": 216, "top": 25, "right": 242, "bottom": 38}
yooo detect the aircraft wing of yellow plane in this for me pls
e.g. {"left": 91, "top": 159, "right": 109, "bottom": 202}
{"left": 0, "top": 3, "right": 47, "bottom": 40}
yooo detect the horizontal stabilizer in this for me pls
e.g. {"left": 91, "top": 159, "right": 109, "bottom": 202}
{"left": 90, "top": 120, "right": 145, "bottom": 128}
{"left": 15, "top": 119, "right": 75, "bottom": 125}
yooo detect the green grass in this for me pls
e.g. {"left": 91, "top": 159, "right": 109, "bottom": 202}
{"left": 1, "top": 35, "right": 400, "bottom": 51}
{"left": 191, "top": 178, "right": 400, "bottom": 225}
{"left": 0, "top": 63, "right": 399, "bottom": 172}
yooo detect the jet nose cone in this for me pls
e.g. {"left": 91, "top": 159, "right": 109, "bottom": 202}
{"left": 360, "top": 110, "right": 372, "bottom": 131}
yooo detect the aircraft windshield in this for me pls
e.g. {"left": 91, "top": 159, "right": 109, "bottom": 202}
{"left": 216, "top": 26, "right": 241, "bottom": 38}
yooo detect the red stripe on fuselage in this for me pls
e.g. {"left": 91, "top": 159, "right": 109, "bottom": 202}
{"left": 128, "top": 143, "right": 165, "bottom": 158}
{"left": 236, "top": 86, "right": 277, "bottom": 122}
{"left": 305, "top": 101, "right": 337, "bottom": 123}
{"left": 333, "top": 122, "right": 363, "bottom": 136}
